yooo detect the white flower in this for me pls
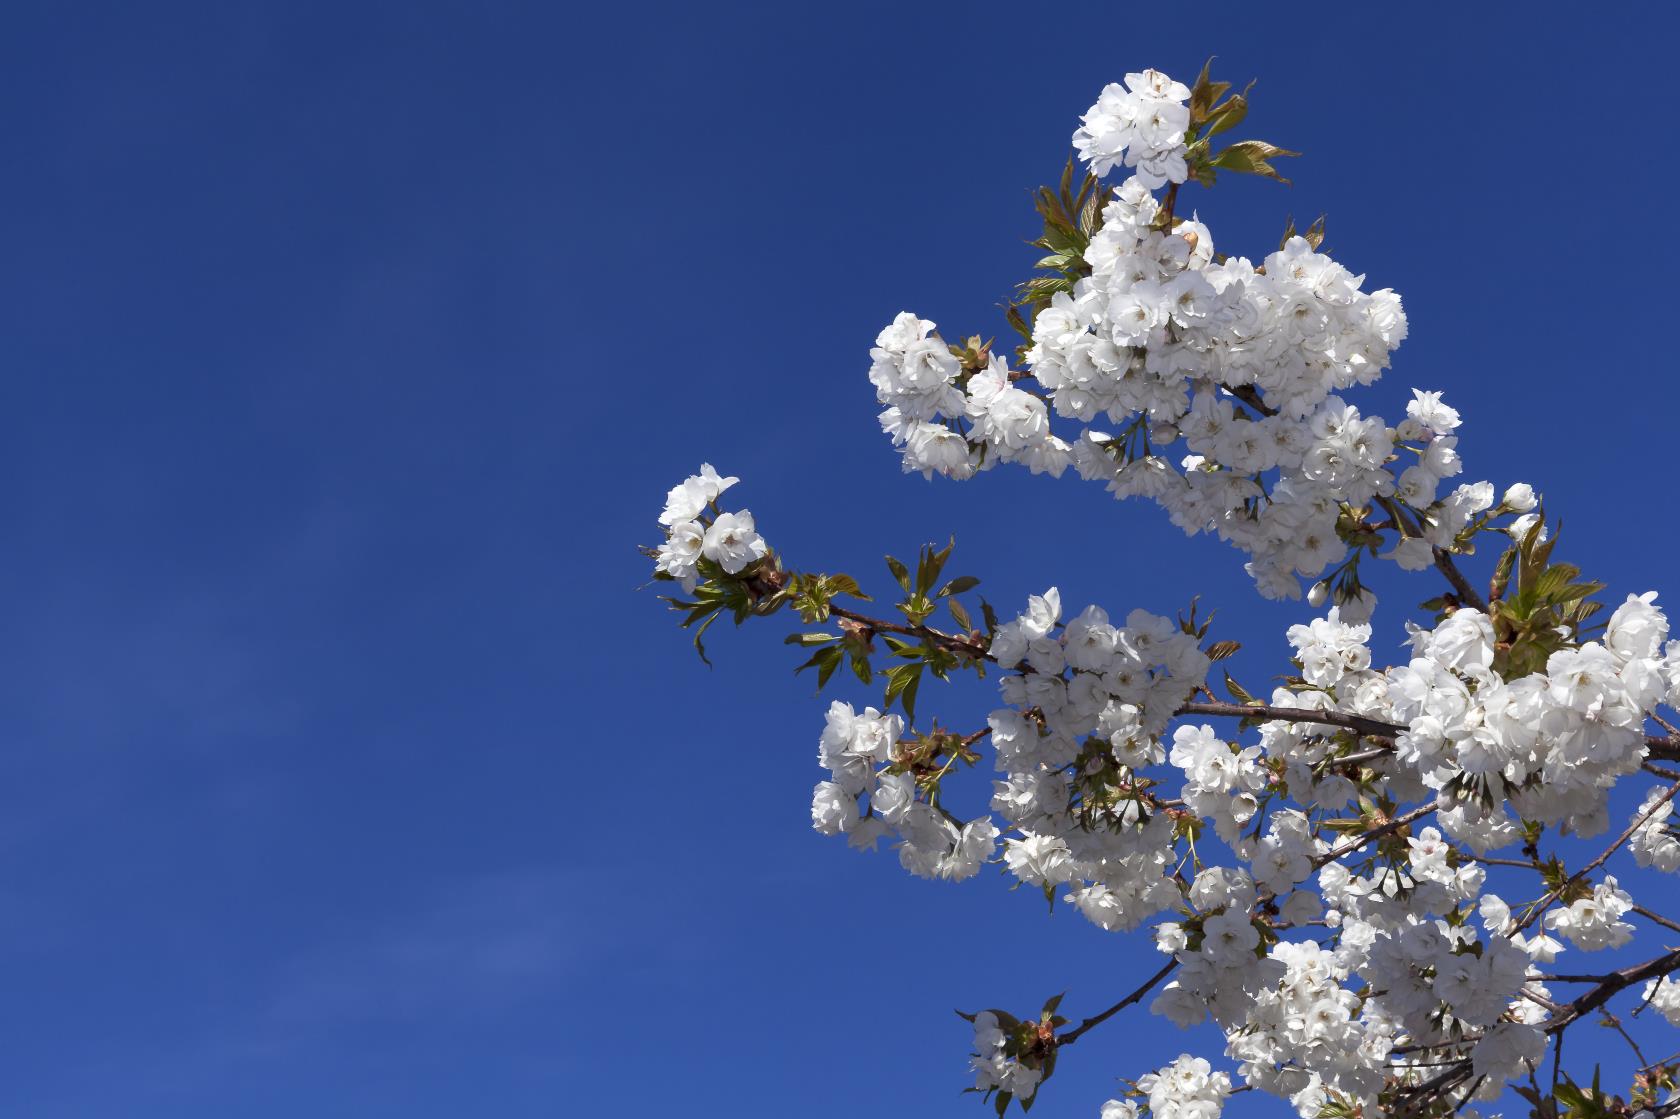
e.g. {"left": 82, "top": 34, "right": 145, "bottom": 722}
{"left": 700, "top": 510, "right": 768, "bottom": 573}
{"left": 1606, "top": 592, "right": 1666, "bottom": 662}
{"left": 1406, "top": 389, "right": 1461, "bottom": 434}
{"left": 1003, "top": 834, "right": 1075, "bottom": 887}
{"left": 1472, "top": 1021, "right": 1545, "bottom": 1082}
{"left": 659, "top": 463, "right": 739, "bottom": 526}
{"left": 1502, "top": 482, "right": 1537, "bottom": 512}
{"left": 871, "top": 772, "right": 916, "bottom": 825}
{"left": 810, "top": 782, "right": 857, "bottom": 835}
{"left": 1136, "top": 1054, "right": 1230, "bottom": 1119}
{"left": 654, "top": 520, "right": 705, "bottom": 589}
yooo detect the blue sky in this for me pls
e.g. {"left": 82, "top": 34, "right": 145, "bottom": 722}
{"left": 1, "top": 2, "right": 1677, "bottom": 1115}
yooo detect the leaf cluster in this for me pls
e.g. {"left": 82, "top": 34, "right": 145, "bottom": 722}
{"left": 1484, "top": 515, "right": 1607, "bottom": 678}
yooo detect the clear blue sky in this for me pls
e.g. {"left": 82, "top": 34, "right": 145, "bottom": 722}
{"left": 0, "top": 2, "right": 1676, "bottom": 1115}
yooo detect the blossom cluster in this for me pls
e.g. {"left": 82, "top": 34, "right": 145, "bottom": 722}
{"left": 804, "top": 587, "right": 1207, "bottom": 932}
{"left": 1279, "top": 591, "right": 1676, "bottom": 830}
{"left": 651, "top": 65, "right": 1680, "bottom": 1119}
{"left": 654, "top": 464, "right": 768, "bottom": 590}
{"left": 812, "top": 699, "right": 1000, "bottom": 880}
{"left": 770, "top": 564, "right": 1680, "bottom": 1115}
{"left": 865, "top": 74, "right": 1511, "bottom": 605}
{"left": 1072, "top": 69, "right": 1193, "bottom": 188}
{"left": 968, "top": 1012, "right": 1044, "bottom": 1103}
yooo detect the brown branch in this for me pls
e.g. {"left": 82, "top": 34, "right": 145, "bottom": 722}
{"left": 829, "top": 603, "right": 989, "bottom": 660}
{"left": 1174, "top": 700, "right": 1401, "bottom": 742}
{"left": 1315, "top": 798, "right": 1442, "bottom": 869}
{"left": 1511, "top": 775, "right": 1680, "bottom": 936}
{"left": 1223, "top": 383, "right": 1278, "bottom": 418}
{"left": 1431, "top": 546, "right": 1488, "bottom": 613}
{"left": 797, "top": 581, "right": 1680, "bottom": 775}
{"left": 1395, "top": 1061, "right": 1475, "bottom": 1119}
{"left": 1545, "top": 947, "right": 1680, "bottom": 1034}
{"left": 1056, "top": 957, "right": 1179, "bottom": 1047}
{"left": 1633, "top": 904, "right": 1680, "bottom": 935}
{"left": 1600, "top": 1008, "right": 1650, "bottom": 1069}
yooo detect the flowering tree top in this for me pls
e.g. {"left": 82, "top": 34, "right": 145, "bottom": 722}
{"left": 645, "top": 62, "right": 1680, "bottom": 1119}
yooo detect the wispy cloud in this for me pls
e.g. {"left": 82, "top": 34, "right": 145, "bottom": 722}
{"left": 264, "top": 865, "right": 604, "bottom": 1025}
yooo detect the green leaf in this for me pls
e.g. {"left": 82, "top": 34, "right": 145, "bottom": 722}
{"left": 885, "top": 554, "right": 910, "bottom": 592}
{"left": 1301, "top": 214, "right": 1325, "bottom": 249}
{"left": 916, "top": 538, "right": 956, "bottom": 595}
{"left": 826, "top": 574, "right": 870, "bottom": 601}
{"left": 883, "top": 662, "right": 924, "bottom": 723}
{"left": 1078, "top": 186, "right": 1101, "bottom": 236}
{"left": 901, "top": 671, "right": 921, "bottom": 724}
{"left": 1224, "top": 670, "right": 1257, "bottom": 705}
{"left": 1188, "top": 57, "right": 1230, "bottom": 125}
{"left": 1005, "top": 303, "right": 1033, "bottom": 341}
{"left": 785, "top": 632, "right": 839, "bottom": 646}
{"left": 794, "top": 644, "right": 844, "bottom": 687}
{"left": 948, "top": 597, "right": 974, "bottom": 632}
{"left": 1211, "top": 140, "right": 1300, "bottom": 184}
{"left": 937, "top": 575, "right": 980, "bottom": 598}
{"left": 691, "top": 610, "right": 721, "bottom": 666}
{"left": 1201, "top": 93, "right": 1247, "bottom": 137}
{"left": 815, "top": 646, "right": 843, "bottom": 688}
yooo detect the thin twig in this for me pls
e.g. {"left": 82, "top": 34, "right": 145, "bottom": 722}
{"left": 1057, "top": 958, "right": 1179, "bottom": 1046}
{"left": 1634, "top": 905, "right": 1680, "bottom": 935}
{"left": 1510, "top": 775, "right": 1680, "bottom": 936}
{"left": 1315, "top": 798, "right": 1441, "bottom": 869}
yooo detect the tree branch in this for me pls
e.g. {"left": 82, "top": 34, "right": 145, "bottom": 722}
{"left": 1315, "top": 798, "right": 1441, "bottom": 869}
{"left": 1174, "top": 700, "right": 1400, "bottom": 741}
{"left": 1056, "top": 958, "right": 1179, "bottom": 1047}
{"left": 1511, "top": 775, "right": 1680, "bottom": 935}
{"left": 1546, "top": 948, "right": 1680, "bottom": 1033}
{"left": 1431, "top": 546, "right": 1488, "bottom": 613}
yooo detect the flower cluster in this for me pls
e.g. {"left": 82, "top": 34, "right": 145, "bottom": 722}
{"left": 1645, "top": 976, "right": 1680, "bottom": 1027}
{"left": 1631, "top": 784, "right": 1680, "bottom": 872}
{"left": 987, "top": 591, "right": 1207, "bottom": 931}
{"left": 1133, "top": 1053, "right": 1231, "bottom": 1119}
{"left": 653, "top": 464, "right": 768, "bottom": 590}
{"left": 1385, "top": 595, "right": 1668, "bottom": 826}
{"left": 1072, "top": 69, "right": 1193, "bottom": 188}
{"left": 867, "top": 68, "right": 1451, "bottom": 602}
{"left": 811, "top": 699, "right": 1000, "bottom": 879}
{"left": 871, "top": 314, "right": 1070, "bottom": 482}
{"left": 651, "top": 64, "right": 1680, "bottom": 1119}
{"left": 968, "top": 1012, "right": 1044, "bottom": 1103}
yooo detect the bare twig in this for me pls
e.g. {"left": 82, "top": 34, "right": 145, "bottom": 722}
{"left": 1634, "top": 905, "right": 1680, "bottom": 936}
{"left": 1315, "top": 798, "right": 1441, "bottom": 869}
{"left": 1175, "top": 700, "right": 1400, "bottom": 741}
{"left": 1057, "top": 958, "right": 1179, "bottom": 1046}
{"left": 1511, "top": 776, "right": 1680, "bottom": 936}
{"left": 1431, "top": 546, "right": 1489, "bottom": 613}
